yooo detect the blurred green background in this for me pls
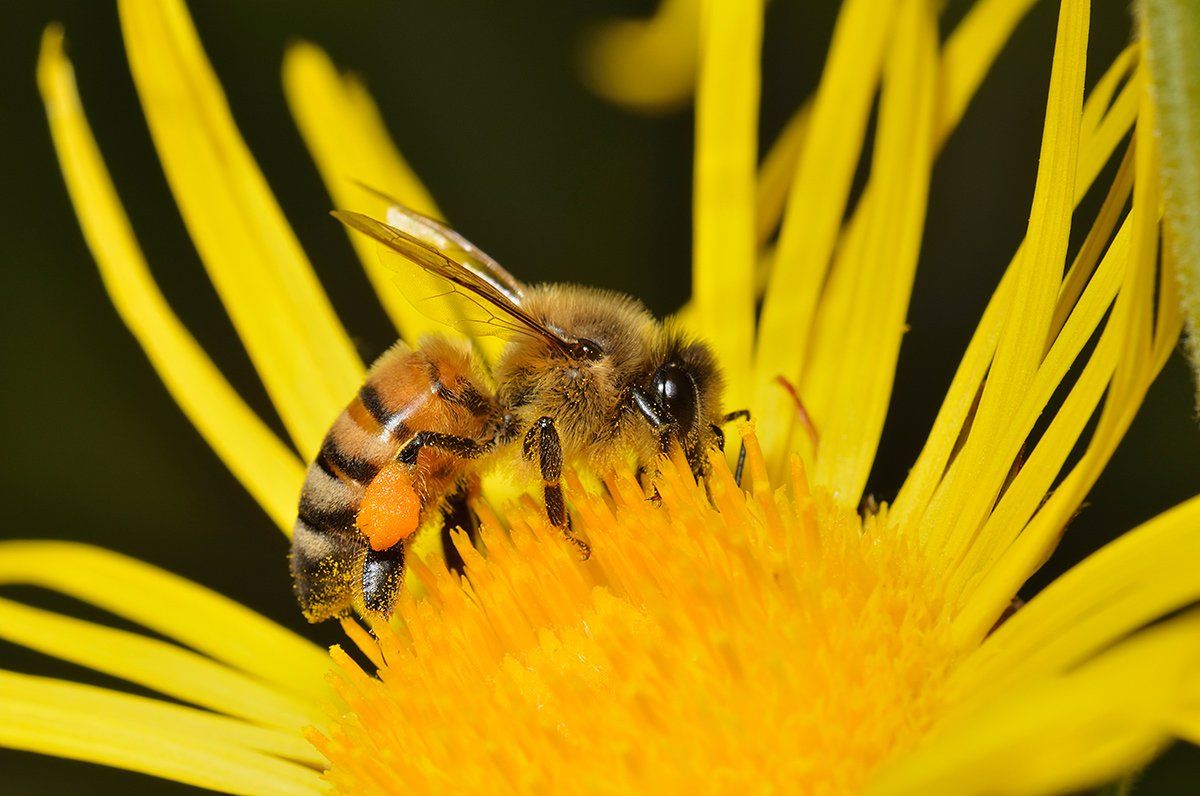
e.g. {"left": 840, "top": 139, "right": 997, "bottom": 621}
{"left": 1, "top": 0, "right": 1197, "bottom": 792}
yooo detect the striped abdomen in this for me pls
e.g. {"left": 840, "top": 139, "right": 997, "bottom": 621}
{"left": 290, "top": 337, "right": 495, "bottom": 621}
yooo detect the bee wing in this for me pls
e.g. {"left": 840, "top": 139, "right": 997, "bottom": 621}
{"left": 333, "top": 210, "right": 571, "bottom": 352}
{"left": 352, "top": 183, "right": 526, "bottom": 303}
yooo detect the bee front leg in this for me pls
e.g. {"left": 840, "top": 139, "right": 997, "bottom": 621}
{"left": 722, "top": 409, "right": 751, "bottom": 487}
{"left": 523, "top": 416, "right": 590, "bottom": 560}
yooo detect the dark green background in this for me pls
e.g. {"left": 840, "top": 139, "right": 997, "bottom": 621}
{"left": 2, "top": 1, "right": 1197, "bottom": 793}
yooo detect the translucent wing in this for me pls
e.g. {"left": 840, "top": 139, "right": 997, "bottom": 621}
{"left": 333, "top": 210, "right": 571, "bottom": 352}
{"left": 352, "top": 183, "right": 525, "bottom": 303}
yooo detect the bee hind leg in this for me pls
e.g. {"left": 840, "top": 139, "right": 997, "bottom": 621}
{"left": 523, "top": 416, "right": 590, "bottom": 560}
{"left": 362, "top": 542, "right": 405, "bottom": 616}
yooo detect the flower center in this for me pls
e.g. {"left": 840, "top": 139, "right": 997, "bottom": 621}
{"left": 311, "top": 433, "right": 959, "bottom": 793}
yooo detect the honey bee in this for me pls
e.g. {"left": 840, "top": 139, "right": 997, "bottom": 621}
{"left": 290, "top": 201, "right": 746, "bottom": 622}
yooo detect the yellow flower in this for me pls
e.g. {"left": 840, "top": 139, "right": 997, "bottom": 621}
{"left": 10, "top": 0, "right": 1199, "bottom": 793}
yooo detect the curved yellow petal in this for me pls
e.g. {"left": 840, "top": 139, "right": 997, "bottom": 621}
{"left": 578, "top": 0, "right": 701, "bottom": 114}
{"left": 953, "top": 85, "right": 1183, "bottom": 637}
{"left": 0, "top": 542, "right": 330, "bottom": 707}
{"left": 0, "top": 671, "right": 325, "bottom": 796}
{"left": 36, "top": 25, "right": 304, "bottom": 533}
{"left": 692, "top": 0, "right": 761, "bottom": 410}
{"left": 892, "top": 50, "right": 1139, "bottom": 533}
{"left": 282, "top": 43, "right": 454, "bottom": 348}
{"left": 870, "top": 612, "right": 1200, "bottom": 796}
{"left": 804, "top": 0, "right": 938, "bottom": 504}
{"left": 925, "top": 0, "right": 1089, "bottom": 562}
{"left": 954, "top": 495, "right": 1200, "bottom": 706}
{"left": 752, "top": 0, "right": 895, "bottom": 458}
{"left": 0, "top": 598, "right": 322, "bottom": 731}
{"left": 119, "top": 0, "right": 363, "bottom": 458}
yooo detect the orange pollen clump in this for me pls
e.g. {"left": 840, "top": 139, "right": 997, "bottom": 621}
{"left": 312, "top": 429, "right": 963, "bottom": 794}
{"left": 356, "top": 462, "right": 421, "bottom": 551}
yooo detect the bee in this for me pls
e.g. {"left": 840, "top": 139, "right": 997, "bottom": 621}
{"left": 290, "top": 201, "right": 746, "bottom": 622}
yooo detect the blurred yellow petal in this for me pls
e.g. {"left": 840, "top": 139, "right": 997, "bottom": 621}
{"left": 119, "top": 0, "right": 363, "bottom": 458}
{"left": 0, "top": 671, "right": 325, "bottom": 796}
{"left": 692, "top": 0, "right": 761, "bottom": 409}
{"left": 282, "top": 43, "right": 458, "bottom": 348}
{"left": 36, "top": 25, "right": 304, "bottom": 533}
{"left": 0, "top": 598, "right": 322, "bottom": 730}
{"left": 755, "top": 101, "right": 810, "bottom": 247}
{"left": 0, "top": 542, "right": 330, "bottom": 706}
{"left": 803, "top": 0, "right": 938, "bottom": 504}
{"left": 578, "top": 0, "right": 700, "bottom": 114}
{"left": 870, "top": 612, "right": 1200, "bottom": 796}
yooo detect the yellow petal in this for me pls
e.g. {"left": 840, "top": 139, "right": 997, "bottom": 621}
{"left": 803, "top": 0, "right": 938, "bottom": 504}
{"left": 870, "top": 611, "right": 1200, "bottom": 796}
{"left": 892, "top": 48, "right": 1139, "bottom": 532}
{"left": 692, "top": 0, "right": 761, "bottom": 410}
{"left": 955, "top": 495, "right": 1200, "bottom": 706}
{"left": 753, "top": 0, "right": 895, "bottom": 458}
{"left": 0, "top": 671, "right": 325, "bottom": 796}
{"left": 0, "top": 597, "right": 321, "bottom": 731}
{"left": 755, "top": 101, "right": 811, "bottom": 247}
{"left": 937, "top": 0, "right": 1039, "bottom": 136}
{"left": 36, "top": 25, "right": 304, "bottom": 533}
{"left": 281, "top": 43, "right": 459, "bottom": 348}
{"left": 949, "top": 221, "right": 1131, "bottom": 596}
{"left": 0, "top": 542, "right": 330, "bottom": 707}
{"left": 954, "top": 80, "right": 1182, "bottom": 637}
{"left": 927, "top": 0, "right": 1089, "bottom": 565}
{"left": 119, "top": 0, "right": 363, "bottom": 458}
{"left": 578, "top": 0, "right": 701, "bottom": 114}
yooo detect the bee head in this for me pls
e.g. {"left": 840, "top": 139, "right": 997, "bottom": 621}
{"left": 647, "top": 339, "right": 725, "bottom": 477}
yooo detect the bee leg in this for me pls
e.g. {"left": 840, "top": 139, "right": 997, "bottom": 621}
{"left": 439, "top": 485, "right": 478, "bottom": 577}
{"left": 397, "top": 431, "right": 492, "bottom": 465}
{"left": 361, "top": 542, "right": 405, "bottom": 617}
{"left": 523, "top": 416, "right": 590, "bottom": 560}
{"left": 722, "top": 409, "right": 751, "bottom": 487}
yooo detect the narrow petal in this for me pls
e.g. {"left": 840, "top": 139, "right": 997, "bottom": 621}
{"left": 692, "top": 0, "right": 761, "bottom": 409}
{"left": 869, "top": 612, "right": 1200, "bottom": 796}
{"left": 0, "top": 542, "right": 330, "bottom": 707}
{"left": 36, "top": 25, "right": 304, "bottom": 533}
{"left": 954, "top": 81, "right": 1184, "bottom": 637}
{"left": 753, "top": 0, "right": 894, "bottom": 457}
{"left": 893, "top": 49, "right": 1139, "bottom": 531}
{"left": 926, "top": 0, "right": 1089, "bottom": 564}
{"left": 281, "top": 43, "right": 460, "bottom": 348}
{"left": 803, "top": 0, "right": 938, "bottom": 504}
{"left": 0, "top": 597, "right": 322, "bottom": 730}
{"left": 0, "top": 671, "right": 325, "bottom": 796}
{"left": 119, "top": 0, "right": 363, "bottom": 458}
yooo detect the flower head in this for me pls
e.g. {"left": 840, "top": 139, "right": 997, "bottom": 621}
{"left": 7, "top": 0, "right": 1200, "bottom": 793}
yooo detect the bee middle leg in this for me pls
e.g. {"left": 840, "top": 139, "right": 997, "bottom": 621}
{"left": 523, "top": 416, "right": 590, "bottom": 560}
{"left": 440, "top": 484, "right": 478, "bottom": 577}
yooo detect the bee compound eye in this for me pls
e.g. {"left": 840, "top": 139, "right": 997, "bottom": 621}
{"left": 651, "top": 363, "right": 698, "bottom": 434}
{"left": 571, "top": 338, "right": 604, "bottom": 361}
